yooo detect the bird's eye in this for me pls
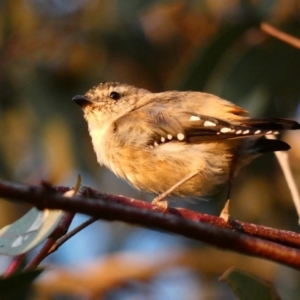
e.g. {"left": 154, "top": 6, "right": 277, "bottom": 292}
{"left": 110, "top": 91, "right": 121, "bottom": 100}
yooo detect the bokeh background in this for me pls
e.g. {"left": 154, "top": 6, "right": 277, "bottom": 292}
{"left": 1, "top": 0, "right": 300, "bottom": 299}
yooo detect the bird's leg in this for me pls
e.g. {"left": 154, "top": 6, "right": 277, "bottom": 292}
{"left": 152, "top": 170, "right": 199, "bottom": 210}
{"left": 220, "top": 155, "right": 237, "bottom": 221}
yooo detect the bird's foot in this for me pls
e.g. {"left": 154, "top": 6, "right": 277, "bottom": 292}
{"left": 152, "top": 195, "right": 168, "bottom": 212}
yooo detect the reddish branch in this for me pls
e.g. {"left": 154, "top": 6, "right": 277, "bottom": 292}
{"left": 1, "top": 179, "right": 300, "bottom": 269}
{"left": 261, "top": 22, "right": 300, "bottom": 50}
{"left": 24, "top": 237, "right": 57, "bottom": 270}
{"left": 3, "top": 254, "right": 25, "bottom": 277}
{"left": 84, "top": 187, "right": 300, "bottom": 249}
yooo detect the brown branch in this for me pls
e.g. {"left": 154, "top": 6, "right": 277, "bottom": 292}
{"left": 261, "top": 22, "right": 300, "bottom": 50}
{"left": 1, "top": 179, "right": 300, "bottom": 269}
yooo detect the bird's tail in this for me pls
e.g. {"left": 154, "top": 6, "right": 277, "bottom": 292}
{"left": 253, "top": 138, "right": 290, "bottom": 154}
{"left": 242, "top": 118, "right": 300, "bottom": 131}
{"left": 243, "top": 118, "right": 299, "bottom": 153}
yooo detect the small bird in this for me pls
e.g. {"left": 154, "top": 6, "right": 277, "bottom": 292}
{"left": 73, "top": 82, "right": 300, "bottom": 211}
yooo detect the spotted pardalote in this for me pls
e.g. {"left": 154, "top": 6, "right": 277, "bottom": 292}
{"left": 73, "top": 82, "right": 300, "bottom": 207}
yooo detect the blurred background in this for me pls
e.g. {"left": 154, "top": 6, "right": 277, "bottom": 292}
{"left": 1, "top": 0, "right": 300, "bottom": 299}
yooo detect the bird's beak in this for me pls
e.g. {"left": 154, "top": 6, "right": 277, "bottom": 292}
{"left": 72, "top": 95, "right": 92, "bottom": 108}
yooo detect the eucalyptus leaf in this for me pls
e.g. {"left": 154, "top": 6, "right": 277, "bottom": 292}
{"left": 220, "top": 267, "right": 281, "bottom": 300}
{"left": 0, "top": 208, "right": 63, "bottom": 256}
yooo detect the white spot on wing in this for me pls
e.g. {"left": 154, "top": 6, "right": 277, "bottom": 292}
{"left": 154, "top": 142, "right": 159, "bottom": 147}
{"left": 243, "top": 130, "right": 250, "bottom": 134}
{"left": 220, "top": 127, "right": 232, "bottom": 133}
{"left": 167, "top": 134, "right": 173, "bottom": 140}
{"left": 189, "top": 116, "right": 201, "bottom": 121}
{"left": 161, "top": 137, "right": 165, "bottom": 142}
{"left": 177, "top": 133, "right": 185, "bottom": 140}
{"left": 204, "top": 120, "right": 216, "bottom": 127}
{"left": 254, "top": 130, "right": 261, "bottom": 134}
{"left": 236, "top": 130, "right": 242, "bottom": 134}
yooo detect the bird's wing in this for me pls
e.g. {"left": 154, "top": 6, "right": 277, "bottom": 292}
{"left": 146, "top": 109, "right": 299, "bottom": 143}
{"left": 115, "top": 107, "right": 299, "bottom": 149}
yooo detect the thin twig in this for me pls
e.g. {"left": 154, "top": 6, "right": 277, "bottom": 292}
{"left": 261, "top": 23, "right": 300, "bottom": 223}
{"left": 261, "top": 22, "right": 300, "bottom": 50}
{"left": 49, "top": 217, "right": 98, "bottom": 254}
{"left": 266, "top": 135, "right": 300, "bottom": 224}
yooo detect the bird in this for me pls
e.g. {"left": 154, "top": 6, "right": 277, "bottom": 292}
{"left": 72, "top": 82, "right": 300, "bottom": 213}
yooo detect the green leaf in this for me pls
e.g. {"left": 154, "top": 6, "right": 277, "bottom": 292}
{"left": 220, "top": 267, "right": 281, "bottom": 300}
{"left": 0, "top": 269, "right": 43, "bottom": 299}
{"left": 0, "top": 208, "right": 63, "bottom": 256}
